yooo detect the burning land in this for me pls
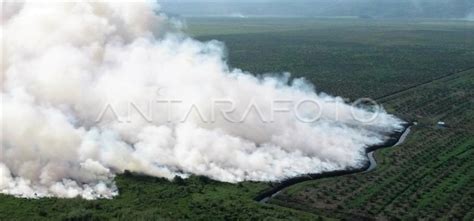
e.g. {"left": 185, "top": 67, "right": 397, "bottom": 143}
{"left": 1, "top": 1, "right": 473, "bottom": 220}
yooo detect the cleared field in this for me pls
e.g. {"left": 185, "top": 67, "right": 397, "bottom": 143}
{"left": 1, "top": 18, "right": 472, "bottom": 220}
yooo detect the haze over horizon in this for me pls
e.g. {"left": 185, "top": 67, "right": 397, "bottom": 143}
{"left": 160, "top": 0, "right": 474, "bottom": 19}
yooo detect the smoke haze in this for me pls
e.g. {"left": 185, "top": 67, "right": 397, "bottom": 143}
{"left": 467, "top": 11, "right": 474, "bottom": 21}
{"left": 160, "top": 0, "right": 474, "bottom": 19}
{"left": 1, "top": 1, "right": 403, "bottom": 199}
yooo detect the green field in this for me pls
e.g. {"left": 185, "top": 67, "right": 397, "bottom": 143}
{"left": 270, "top": 69, "right": 474, "bottom": 220}
{"left": 1, "top": 18, "right": 473, "bottom": 220}
{"left": 190, "top": 18, "right": 474, "bottom": 99}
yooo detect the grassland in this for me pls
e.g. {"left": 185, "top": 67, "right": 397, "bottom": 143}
{"left": 1, "top": 18, "right": 473, "bottom": 220}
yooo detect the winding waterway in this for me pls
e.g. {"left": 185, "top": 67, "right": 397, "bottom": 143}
{"left": 365, "top": 126, "right": 411, "bottom": 172}
{"left": 257, "top": 124, "right": 413, "bottom": 203}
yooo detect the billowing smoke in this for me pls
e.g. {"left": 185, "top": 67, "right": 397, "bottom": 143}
{"left": 1, "top": 1, "right": 403, "bottom": 199}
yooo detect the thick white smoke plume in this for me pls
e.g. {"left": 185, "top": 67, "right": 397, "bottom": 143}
{"left": 1, "top": 1, "right": 403, "bottom": 199}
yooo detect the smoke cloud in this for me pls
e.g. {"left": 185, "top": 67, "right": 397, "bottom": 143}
{"left": 1, "top": 1, "right": 403, "bottom": 199}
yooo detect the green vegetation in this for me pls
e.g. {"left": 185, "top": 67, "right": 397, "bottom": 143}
{"left": 189, "top": 18, "right": 474, "bottom": 99}
{"left": 1, "top": 18, "right": 473, "bottom": 220}
{"left": 270, "top": 69, "right": 474, "bottom": 220}
{"left": 0, "top": 175, "right": 323, "bottom": 220}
